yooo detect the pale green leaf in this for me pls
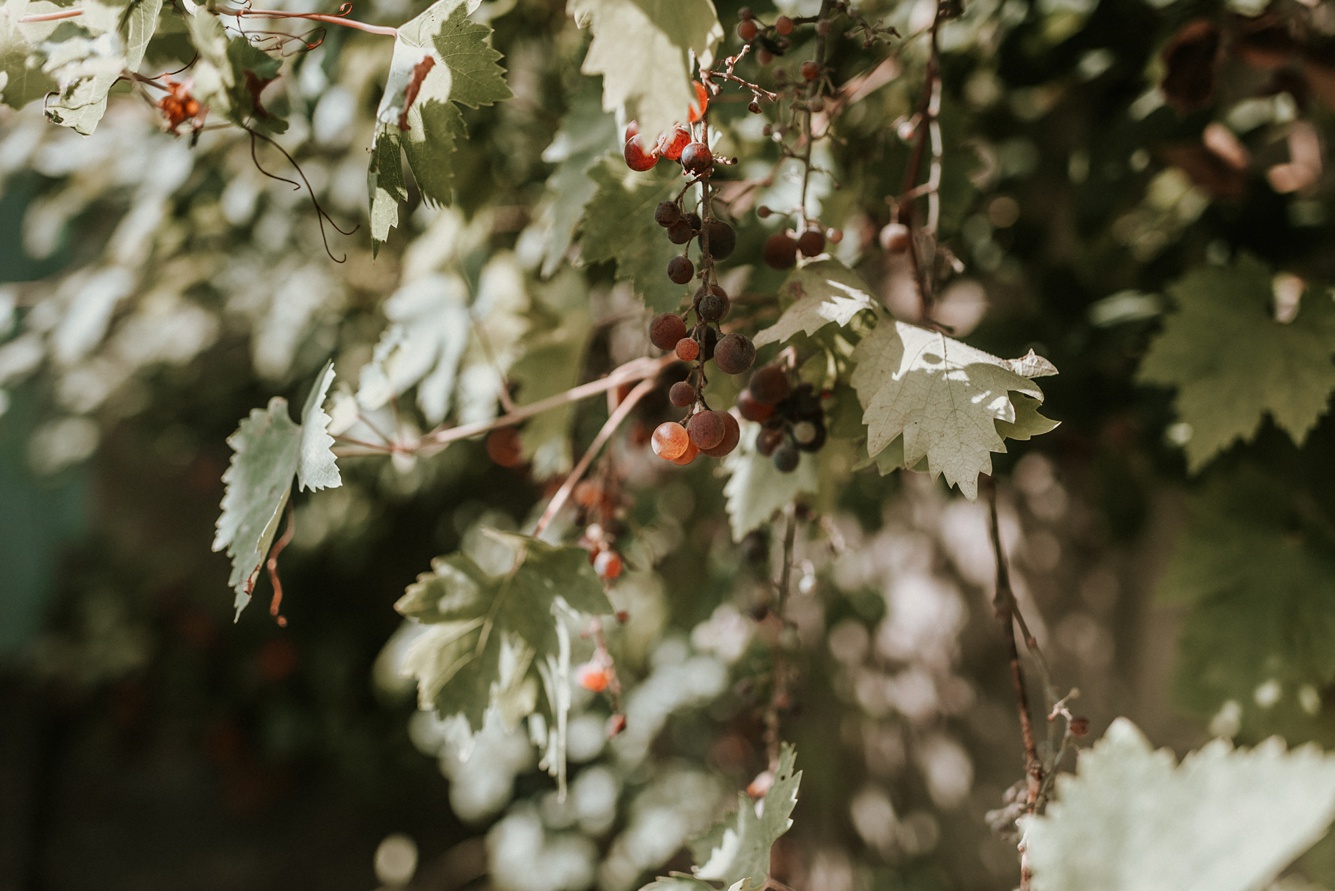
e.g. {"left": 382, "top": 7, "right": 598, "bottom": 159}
{"left": 214, "top": 366, "right": 342, "bottom": 617}
{"left": 369, "top": 0, "right": 511, "bottom": 242}
{"left": 532, "top": 85, "right": 618, "bottom": 277}
{"left": 212, "top": 397, "right": 300, "bottom": 619}
{"left": 1138, "top": 255, "right": 1335, "bottom": 472}
{"left": 0, "top": 1, "right": 59, "bottom": 108}
{"left": 568, "top": 0, "right": 722, "bottom": 140}
{"left": 850, "top": 319, "right": 1056, "bottom": 500}
{"left": 396, "top": 532, "right": 613, "bottom": 790}
{"left": 690, "top": 744, "right": 801, "bottom": 888}
{"left": 753, "top": 259, "right": 878, "bottom": 348}
{"left": 1023, "top": 718, "right": 1335, "bottom": 891}
{"left": 580, "top": 157, "right": 686, "bottom": 313}
{"left": 183, "top": 11, "right": 285, "bottom": 134}
{"left": 124, "top": 0, "right": 163, "bottom": 71}
{"left": 297, "top": 360, "right": 341, "bottom": 492}
{"left": 357, "top": 273, "right": 472, "bottom": 424}
{"left": 723, "top": 423, "right": 817, "bottom": 542}
{"left": 508, "top": 270, "right": 590, "bottom": 478}
{"left": 996, "top": 393, "right": 1061, "bottom": 441}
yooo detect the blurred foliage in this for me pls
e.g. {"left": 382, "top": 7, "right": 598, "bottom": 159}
{"left": 6, "top": 0, "right": 1335, "bottom": 889}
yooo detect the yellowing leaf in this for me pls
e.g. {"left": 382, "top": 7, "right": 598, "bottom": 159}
{"left": 1022, "top": 718, "right": 1335, "bottom": 891}
{"left": 396, "top": 532, "right": 613, "bottom": 791}
{"left": 851, "top": 320, "right": 1056, "bottom": 499}
{"left": 568, "top": 0, "right": 722, "bottom": 140}
{"left": 1138, "top": 255, "right": 1335, "bottom": 472}
{"left": 369, "top": 0, "right": 511, "bottom": 244}
{"left": 213, "top": 362, "right": 341, "bottom": 618}
{"left": 752, "top": 259, "right": 878, "bottom": 348}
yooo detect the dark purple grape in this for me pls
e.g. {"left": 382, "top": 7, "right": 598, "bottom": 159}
{"left": 748, "top": 365, "right": 791, "bottom": 405}
{"left": 772, "top": 442, "right": 800, "bottom": 473}
{"left": 757, "top": 426, "right": 785, "bottom": 457}
{"left": 714, "top": 332, "right": 756, "bottom": 374}
{"left": 669, "top": 381, "right": 696, "bottom": 407}
{"left": 667, "top": 255, "right": 695, "bottom": 284}
{"left": 698, "top": 290, "right": 730, "bottom": 323}
{"left": 667, "top": 220, "right": 694, "bottom": 244}
{"left": 681, "top": 142, "right": 714, "bottom": 175}
{"left": 649, "top": 313, "right": 687, "bottom": 351}
{"left": 763, "top": 233, "right": 798, "bottom": 270}
{"left": 687, "top": 410, "right": 727, "bottom": 450}
{"left": 796, "top": 228, "right": 826, "bottom": 257}
{"left": 655, "top": 201, "right": 683, "bottom": 228}
{"left": 703, "top": 220, "right": 736, "bottom": 260}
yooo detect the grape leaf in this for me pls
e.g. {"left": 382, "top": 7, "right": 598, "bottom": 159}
{"left": 184, "top": 11, "right": 286, "bottom": 135}
{"left": 213, "top": 362, "right": 342, "bottom": 618}
{"left": 1137, "top": 255, "right": 1335, "bottom": 472}
{"left": 850, "top": 319, "right": 1057, "bottom": 500}
{"left": 508, "top": 270, "right": 590, "bottom": 478}
{"left": 1022, "top": 718, "right": 1335, "bottom": 891}
{"left": 396, "top": 531, "right": 613, "bottom": 791}
{"left": 357, "top": 273, "right": 472, "bottom": 425}
{"left": 40, "top": 0, "right": 140, "bottom": 135}
{"left": 1160, "top": 469, "right": 1335, "bottom": 741}
{"left": 688, "top": 743, "right": 801, "bottom": 888}
{"left": 580, "top": 157, "right": 687, "bottom": 313}
{"left": 0, "top": 1, "right": 59, "bottom": 109}
{"left": 723, "top": 423, "right": 817, "bottom": 542}
{"left": 531, "top": 85, "right": 617, "bottom": 277}
{"left": 369, "top": 0, "right": 511, "bottom": 245}
{"left": 996, "top": 393, "right": 1061, "bottom": 441}
{"left": 568, "top": 0, "right": 722, "bottom": 141}
{"left": 752, "top": 259, "right": 878, "bottom": 348}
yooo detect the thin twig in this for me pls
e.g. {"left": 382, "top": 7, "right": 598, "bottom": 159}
{"left": 219, "top": 5, "right": 399, "bottom": 37}
{"left": 532, "top": 377, "right": 657, "bottom": 539}
{"left": 414, "top": 355, "right": 672, "bottom": 457}
{"left": 763, "top": 502, "right": 800, "bottom": 772}
{"left": 18, "top": 8, "right": 84, "bottom": 22}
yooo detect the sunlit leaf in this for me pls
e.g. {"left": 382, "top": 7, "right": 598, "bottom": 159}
{"left": 1023, "top": 718, "right": 1335, "bottom": 891}
{"left": 753, "top": 259, "right": 877, "bottom": 348}
{"left": 851, "top": 318, "right": 1057, "bottom": 500}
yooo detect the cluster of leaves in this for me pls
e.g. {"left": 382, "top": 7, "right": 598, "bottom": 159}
{"left": 7, "top": 0, "right": 1335, "bottom": 888}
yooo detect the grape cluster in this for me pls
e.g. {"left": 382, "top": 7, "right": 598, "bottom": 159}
{"left": 621, "top": 83, "right": 712, "bottom": 175}
{"left": 736, "top": 364, "right": 827, "bottom": 473}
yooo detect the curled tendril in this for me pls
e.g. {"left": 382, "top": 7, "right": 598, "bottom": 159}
{"left": 246, "top": 127, "right": 358, "bottom": 263}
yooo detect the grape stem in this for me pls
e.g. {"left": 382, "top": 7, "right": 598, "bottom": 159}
{"left": 331, "top": 355, "right": 673, "bottom": 459}
{"left": 532, "top": 376, "right": 658, "bottom": 539}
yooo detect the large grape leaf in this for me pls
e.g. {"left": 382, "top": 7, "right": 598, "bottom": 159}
{"left": 678, "top": 744, "right": 801, "bottom": 890}
{"left": 213, "top": 362, "right": 341, "bottom": 618}
{"left": 531, "top": 85, "right": 617, "bottom": 277}
{"left": 753, "top": 260, "right": 878, "bottom": 348}
{"left": 396, "top": 531, "right": 613, "bottom": 791}
{"left": 0, "top": 1, "right": 59, "bottom": 109}
{"left": 568, "top": 0, "right": 721, "bottom": 141}
{"left": 1160, "top": 470, "right": 1335, "bottom": 742}
{"left": 369, "top": 0, "right": 511, "bottom": 246}
{"left": 183, "top": 10, "right": 285, "bottom": 135}
{"left": 357, "top": 273, "right": 472, "bottom": 425}
{"left": 850, "top": 319, "right": 1057, "bottom": 500}
{"left": 508, "top": 270, "right": 590, "bottom": 478}
{"left": 1138, "top": 255, "right": 1335, "bottom": 473}
{"left": 1022, "top": 718, "right": 1335, "bottom": 891}
{"left": 580, "top": 157, "right": 686, "bottom": 313}
{"left": 723, "top": 423, "right": 818, "bottom": 542}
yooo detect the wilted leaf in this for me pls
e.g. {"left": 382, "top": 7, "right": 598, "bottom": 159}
{"left": 1023, "top": 718, "right": 1335, "bottom": 891}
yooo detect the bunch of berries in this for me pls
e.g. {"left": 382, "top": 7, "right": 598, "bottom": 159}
{"left": 736, "top": 364, "right": 827, "bottom": 473}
